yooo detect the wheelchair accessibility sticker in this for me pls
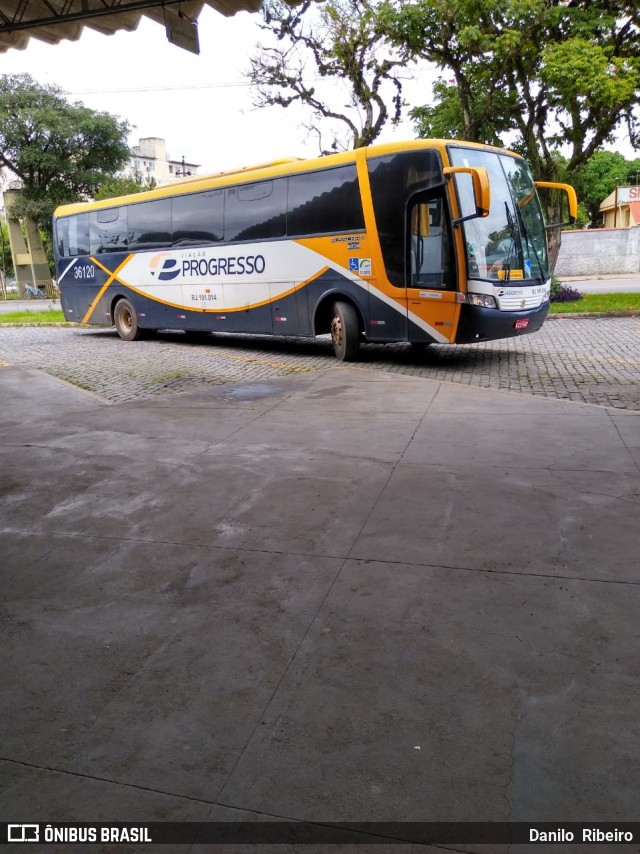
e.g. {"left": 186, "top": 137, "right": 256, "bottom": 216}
{"left": 349, "top": 257, "right": 372, "bottom": 277}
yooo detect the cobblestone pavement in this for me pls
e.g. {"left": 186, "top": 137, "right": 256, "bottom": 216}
{"left": 0, "top": 317, "right": 639, "bottom": 408}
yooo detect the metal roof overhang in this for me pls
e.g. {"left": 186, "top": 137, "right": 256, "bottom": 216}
{"left": 0, "top": 0, "right": 267, "bottom": 53}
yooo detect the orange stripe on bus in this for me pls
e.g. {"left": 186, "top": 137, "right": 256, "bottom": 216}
{"left": 81, "top": 255, "right": 134, "bottom": 324}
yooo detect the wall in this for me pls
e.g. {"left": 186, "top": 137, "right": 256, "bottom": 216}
{"left": 555, "top": 226, "right": 640, "bottom": 277}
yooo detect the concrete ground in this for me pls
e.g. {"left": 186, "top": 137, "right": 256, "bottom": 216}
{"left": 1, "top": 352, "right": 640, "bottom": 853}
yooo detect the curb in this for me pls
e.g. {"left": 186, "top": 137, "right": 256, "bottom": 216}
{"left": 547, "top": 311, "right": 640, "bottom": 319}
{"left": 0, "top": 322, "right": 85, "bottom": 327}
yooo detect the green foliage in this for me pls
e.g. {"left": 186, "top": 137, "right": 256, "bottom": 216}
{"left": 39, "top": 229, "right": 56, "bottom": 276}
{"left": 0, "top": 221, "right": 14, "bottom": 279}
{"left": 94, "top": 175, "right": 156, "bottom": 201}
{"left": 570, "top": 202, "right": 591, "bottom": 230}
{"left": 572, "top": 151, "right": 640, "bottom": 225}
{"left": 550, "top": 275, "right": 582, "bottom": 302}
{"left": 410, "top": 80, "right": 506, "bottom": 147}
{"left": 550, "top": 275, "right": 562, "bottom": 300}
{"left": 378, "top": 0, "right": 639, "bottom": 270}
{"left": 0, "top": 74, "right": 131, "bottom": 230}
{"left": 248, "top": 0, "right": 405, "bottom": 151}
{"left": 380, "top": 0, "right": 640, "bottom": 182}
{"left": 549, "top": 292, "right": 640, "bottom": 314}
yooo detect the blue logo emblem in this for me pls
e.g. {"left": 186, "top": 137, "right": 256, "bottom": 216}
{"left": 348, "top": 258, "right": 359, "bottom": 272}
{"left": 157, "top": 259, "right": 180, "bottom": 281}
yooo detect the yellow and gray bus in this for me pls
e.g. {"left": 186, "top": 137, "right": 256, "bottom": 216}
{"left": 53, "top": 139, "right": 576, "bottom": 360}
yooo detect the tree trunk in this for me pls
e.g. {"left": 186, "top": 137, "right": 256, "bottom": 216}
{"left": 547, "top": 225, "right": 562, "bottom": 275}
{"left": 543, "top": 193, "right": 566, "bottom": 276}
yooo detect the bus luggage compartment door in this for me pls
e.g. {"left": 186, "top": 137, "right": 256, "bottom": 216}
{"left": 406, "top": 287, "right": 459, "bottom": 344}
{"left": 270, "top": 282, "right": 298, "bottom": 335}
{"left": 367, "top": 279, "right": 407, "bottom": 341}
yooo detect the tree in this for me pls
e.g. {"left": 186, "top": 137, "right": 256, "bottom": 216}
{"left": 94, "top": 175, "right": 157, "bottom": 201}
{"left": 379, "top": 0, "right": 640, "bottom": 263}
{"left": 0, "top": 74, "right": 131, "bottom": 232}
{"left": 572, "top": 150, "right": 640, "bottom": 225}
{"left": 0, "top": 221, "right": 14, "bottom": 281}
{"left": 247, "top": 0, "right": 406, "bottom": 153}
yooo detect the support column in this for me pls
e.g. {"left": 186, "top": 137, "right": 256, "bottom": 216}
{"left": 3, "top": 189, "right": 52, "bottom": 296}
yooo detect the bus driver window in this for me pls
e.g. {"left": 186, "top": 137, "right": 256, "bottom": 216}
{"left": 409, "top": 196, "right": 453, "bottom": 289}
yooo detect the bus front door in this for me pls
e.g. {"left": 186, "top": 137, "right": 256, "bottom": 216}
{"left": 406, "top": 195, "right": 459, "bottom": 344}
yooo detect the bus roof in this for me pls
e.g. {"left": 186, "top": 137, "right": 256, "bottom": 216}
{"left": 53, "top": 138, "right": 522, "bottom": 218}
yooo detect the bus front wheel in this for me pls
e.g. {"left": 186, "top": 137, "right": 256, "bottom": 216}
{"left": 330, "top": 301, "right": 360, "bottom": 361}
{"left": 114, "top": 298, "right": 145, "bottom": 341}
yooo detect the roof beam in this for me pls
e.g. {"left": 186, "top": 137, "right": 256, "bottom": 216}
{"left": 0, "top": 0, "right": 191, "bottom": 33}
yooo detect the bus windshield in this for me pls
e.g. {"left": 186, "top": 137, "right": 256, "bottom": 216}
{"left": 448, "top": 147, "right": 549, "bottom": 283}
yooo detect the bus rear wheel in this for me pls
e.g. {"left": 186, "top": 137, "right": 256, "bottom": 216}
{"left": 330, "top": 301, "right": 360, "bottom": 361}
{"left": 114, "top": 298, "right": 145, "bottom": 341}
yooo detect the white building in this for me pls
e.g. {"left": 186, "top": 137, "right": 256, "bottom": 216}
{"left": 124, "top": 137, "right": 200, "bottom": 185}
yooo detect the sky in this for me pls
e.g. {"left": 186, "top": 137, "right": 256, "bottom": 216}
{"left": 0, "top": 5, "right": 637, "bottom": 177}
{"left": 0, "top": 5, "right": 431, "bottom": 175}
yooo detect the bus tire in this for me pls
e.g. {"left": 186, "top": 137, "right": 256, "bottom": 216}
{"left": 330, "top": 301, "right": 360, "bottom": 361}
{"left": 114, "top": 298, "right": 145, "bottom": 341}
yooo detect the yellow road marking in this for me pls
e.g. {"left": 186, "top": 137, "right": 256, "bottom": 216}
{"left": 0, "top": 358, "right": 11, "bottom": 366}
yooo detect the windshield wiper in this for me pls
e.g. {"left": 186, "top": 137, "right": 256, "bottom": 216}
{"left": 503, "top": 202, "right": 518, "bottom": 284}
{"left": 515, "top": 202, "right": 545, "bottom": 280}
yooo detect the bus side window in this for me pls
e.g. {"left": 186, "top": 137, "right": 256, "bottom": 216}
{"left": 68, "top": 213, "right": 90, "bottom": 257}
{"left": 128, "top": 200, "right": 172, "bottom": 249}
{"left": 172, "top": 190, "right": 223, "bottom": 246}
{"left": 287, "top": 165, "right": 364, "bottom": 237}
{"left": 90, "top": 207, "right": 128, "bottom": 254}
{"left": 409, "top": 196, "right": 454, "bottom": 289}
{"left": 56, "top": 218, "right": 70, "bottom": 258}
{"left": 224, "top": 179, "right": 286, "bottom": 243}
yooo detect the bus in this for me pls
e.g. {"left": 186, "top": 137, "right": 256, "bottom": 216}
{"left": 53, "top": 140, "right": 577, "bottom": 361}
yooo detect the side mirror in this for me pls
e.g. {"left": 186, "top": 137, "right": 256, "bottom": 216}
{"left": 444, "top": 166, "right": 491, "bottom": 224}
{"left": 535, "top": 181, "right": 578, "bottom": 226}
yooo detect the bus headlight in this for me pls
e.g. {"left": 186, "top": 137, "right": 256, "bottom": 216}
{"left": 467, "top": 293, "right": 498, "bottom": 309}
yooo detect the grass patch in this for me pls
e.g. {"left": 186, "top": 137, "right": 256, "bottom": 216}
{"left": 549, "top": 293, "right": 640, "bottom": 315}
{"left": 0, "top": 310, "right": 68, "bottom": 324}
{"left": 56, "top": 374, "right": 94, "bottom": 391}
{"left": 150, "top": 370, "right": 186, "bottom": 384}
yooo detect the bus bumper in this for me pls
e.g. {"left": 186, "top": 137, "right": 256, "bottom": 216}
{"left": 455, "top": 301, "right": 549, "bottom": 344}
